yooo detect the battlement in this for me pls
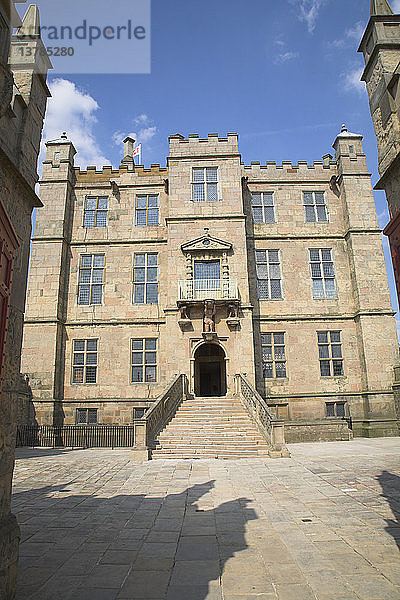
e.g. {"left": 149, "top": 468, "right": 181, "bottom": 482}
{"left": 74, "top": 163, "right": 168, "bottom": 182}
{"left": 169, "top": 132, "right": 239, "bottom": 158}
{"left": 242, "top": 159, "right": 337, "bottom": 181}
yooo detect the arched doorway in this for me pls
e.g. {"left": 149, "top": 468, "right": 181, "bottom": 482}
{"left": 194, "top": 343, "right": 227, "bottom": 397}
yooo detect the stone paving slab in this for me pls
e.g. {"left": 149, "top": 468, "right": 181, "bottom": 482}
{"left": 12, "top": 438, "right": 400, "bottom": 600}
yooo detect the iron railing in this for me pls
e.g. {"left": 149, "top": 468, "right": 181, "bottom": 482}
{"left": 234, "top": 374, "right": 290, "bottom": 458}
{"left": 16, "top": 425, "right": 135, "bottom": 449}
{"left": 178, "top": 278, "right": 238, "bottom": 301}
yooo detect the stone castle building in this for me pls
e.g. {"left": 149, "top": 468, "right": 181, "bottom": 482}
{"left": 21, "top": 124, "right": 400, "bottom": 448}
{"left": 360, "top": 0, "right": 400, "bottom": 304}
{"left": 0, "top": 2, "right": 50, "bottom": 598}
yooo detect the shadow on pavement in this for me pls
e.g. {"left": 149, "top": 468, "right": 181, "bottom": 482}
{"left": 378, "top": 470, "right": 400, "bottom": 554}
{"left": 13, "top": 479, "right": 257, "bottom": 600}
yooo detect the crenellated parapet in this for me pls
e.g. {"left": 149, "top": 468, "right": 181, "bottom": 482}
{"left": 169, "top": 132, "right": 239, "bottom": 158}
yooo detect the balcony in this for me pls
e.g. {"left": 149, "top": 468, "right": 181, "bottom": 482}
{"left": 178, "top": 278, "right": 238, "bottom": 301}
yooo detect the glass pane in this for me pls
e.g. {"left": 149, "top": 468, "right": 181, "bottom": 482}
{"left": 148, "top": 195, "right": 158, "bottom": 208}
{"left": 303, "top": 192, "right": 313, "bottom": 205}
{"left": 251, "top": 193, "right": 262, "bottom": 206}
{"left": 147, "top": 209, "right": 159, "bottom": 225}
{"left": 146, "top": 283, "right": 158, "bottom": 304}
{"left": 76, "top": 408, "right": 86, "bottom": 422}
{"left": 97, "top": 197, "right": 108, "bottom": 210}
{"left": 78, "top": 285, "right": 90, "bottom": 305}
{"left": 333, "top": 361, "right": 344, "bottom": 376}
{"left": 132, "top": 339, "right": 143, "bottom": 351}
{"left": 193, "top": 183, "right": 205, "bottom": 202}
{"left": 330, "top": 331, "right": 341, "bottom": 343}
{"left": 263, "top": 193, "right": 274, "bottom": 206}
{"left": 264, "top": 206, "right": 275, "bottom": 223}
{"left": 255, "top": 251, "right": 267, "bottom": 263}
{"left": 85, "top": 366, "right": 97, "bottom": 383}
{"left": 326, "top": 403, "right": 335, "bottom": 417}
{"left": 321, "top": 249, "right": 332, "bottom": 261}
{"left": 331, "top": 344, "right": 342, "bottom": 359}
{"left": 319, "top": 345, "right": 329, "bottom": 359}
{"left": 207, "top": 183, "right": 218, "bottom": 201}
{"left": 147, "top": 254, "right": 158, "bottom": 266}
{"left": 86, "top": 353, "right": 97, "bottom": 365}
{"left": 74, "top": 340, "right": 85, "bottom": 351}
{"left": 206, "top": 168, "right": 218, "bottom": 182}
{"left": 252, "top": 207, "right": 263, "bottom": 223}
{"left": 96, "top": 212, "right": 107, "bottom": 227}
{"left": 91, "top": 285, "right": 102, "bottom": 304}
{"left": 145, "top": 339, "right": 157, "bottom": 350}
{"left": 305, "top": 206, "right": 316, "bottom": 222}
{"left": 317, "top": 332, "right": 329, "bottom": 343}
{"left": 86, "top": 340, "right": 97, "bottom": 352}
{"left": 315, "top": 193, "right": 325, "bottom": 205}
{"left": 136, "top": 210, "right": 147, "bottom": 226}
{"left": 325, "top": 279, "right": 336, "bottom": 298}
{"left": 313, "top": 279, "right": 324, "bottom": 299}
{"left": 93, "top": 255, "right": 105, "bottom": 267}
{"left": 81, "top": 255, "right": 92, "bottom": 268}
{"left": 132, "top": 366, "right": 143, "bottom": 382}
{"left": 132, "top": 352, "right": 143, "bottom": 365}
{"left": 135, "top": 254, "right": 146, "bottom": 266}
{"left": 193, "top": 168, "right": 204, "bottom": 182}
{"left": 256, "top": 264, "right": 268, "bottom": 278}
{"left": 311, "top": 263, "right": 322, "bottom": 278}
{"left": 275, "top": 345, "right": 285, "bottom": 360}
{"left": 262, "top": 346, "right": 273, "bottom": 361}
{"left": 86, "top": 197, "right": 97, "bottom": 210}
{"left": 261, "top": 334, "right": 271, "bottom": 345}
{"left": 79, "top": 269, "right": 91, "bottom": 284}
{"left": 145, "top": 351, "right": 157, "bottom": 364}
{"left": 323, "top": 263, "right": 334, "bottom": 277}
{"left": 336, "top": 403, "right": 345, "bottom": 417}
{"left": 309, "top": 249, "right": 320, "bottom": 262}
{"left": 194, "top": 261, "right": 220, "bottom": 280}
{"left": 136, "top": 196, "right": 147, "bottom": 208}
{"left": 316, "top": 206, "right": 328, "bottom": 222}
{"left": 134, "top": 284, "right": 145, "bottom": 303}
{"left": 274, "top": 333, "right": 284, "bottom": 345}
{"left": 74, "top": 353, "right": 85, "bottom": 366}
{"left": 92, "top": 269, "right": 103, "bottom": 283}
{"left": 258, "top": 280, "right": 269, "bottom": 300}
{"left": 134, "top": 268, "right": 145, "bottom": 282}
{"left": 263, "top": 362, "right": 273, "bottom": 378}
{"left": 88, "top": 408, "right": 98, "bottom": 423}
{"left": 320, "top": 361, "right": 331, "bottom": 377}
{"left": 276, "top": 362, "right": 287, "bottom": 378}
{"left": 268, "top": 250, "right": 279, "bottom": 263}
{"left": 84, "top": 211, "right": 95, "bottom": 227}
{"left": 147, "top": 267, "right": 158, "bottom": 282}
{"left": 145, "top": 366, "right": 157, "bottom": 382}
{"left": 269, "top": 264, "right": 281, "bottom": 279}
{"left": 270, "top": 280, "right": 282, "bottom": 299}
{"left": 73, "top": 368, "right": 84, "bottom": 384}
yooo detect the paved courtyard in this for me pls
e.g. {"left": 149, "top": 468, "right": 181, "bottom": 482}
{"left": 12, "top": 438, "right": 400, "bottom": 600}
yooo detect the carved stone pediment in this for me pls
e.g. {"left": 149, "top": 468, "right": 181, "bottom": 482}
{"left": 181, "top": 234, "right": 232, "bottom": 254}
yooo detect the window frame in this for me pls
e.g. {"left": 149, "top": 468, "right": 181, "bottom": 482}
{"left": 255, "top": 249, "right": 283, "bottom": 301}
{"left": 251, "top": 192, "right": 276, "bottom": 224}
{"left": 132, "top": 253, "right": 159, "bottom": 304}
{"left": 72, "top": 339, "right": 99, "bottom": 385}
{"left": 83, "top": 196, "right": 109, "bottom": 228}
{"left": 309, "top": 248, "right": 337, "bottom": 300}
{"left": 325, "top": 401, "right": 347, "bottom": 418}
{"left": 135, "top": 194, "right": 160, "bottom": 226}
{"left": 77, "top": 254, "right": 105, "bottom": 306}
{"left": 261, "top": 333, "right": 287, "bottom": 379}
{"left": 131, "top": 338, "right": 158, "bottom": 384}
{"left": 303, "top": 191, "right": 329, "bottom": 223}
{"left": 191, "top": 167, "right": 219, "bottom": 202}
{"left": 317, "top": 331, "right": 344, "bottom": 378}
{"left": 76, "top": 408, "right": 98, "bottom": 424}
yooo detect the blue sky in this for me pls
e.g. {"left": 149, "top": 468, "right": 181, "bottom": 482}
{"left": 17, "top": 0, "right": 400, "bottom": 328}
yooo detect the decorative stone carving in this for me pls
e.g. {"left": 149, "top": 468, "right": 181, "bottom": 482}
{"left": 203, "top": 300, "right": 216, "bottom": 332}
{"left": 178, "top": 304, "right": 192, "bottom": 331}
{"left": 227, "top": 302, "right": 240, "bottom": 330}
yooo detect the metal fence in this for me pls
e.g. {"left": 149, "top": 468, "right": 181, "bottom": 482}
{"left": 16, "top": 425, "right": 135, "bottom": 449}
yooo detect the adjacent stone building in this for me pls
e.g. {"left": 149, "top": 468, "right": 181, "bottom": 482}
{"left": 21, "top": 124, "right": 399, "bottom": 445}
{"left": 359, "top": 0, "right": 400, "bottom": 304}
{"left": 0, "top": 2, "right": 50, "bottom": 598}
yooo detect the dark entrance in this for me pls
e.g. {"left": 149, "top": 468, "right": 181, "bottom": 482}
{"left": 194, "top": 343, "right": 227, "bottom": 397}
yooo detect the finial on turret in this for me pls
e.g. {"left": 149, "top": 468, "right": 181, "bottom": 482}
{"left": 341, "top": 124, "right": 347, "bottom": 133}
{"left": 370, "top": 0, "right": 394, "bottom": 16}
{"left": 61, "top": 132, "right": 67, "bottom": 139}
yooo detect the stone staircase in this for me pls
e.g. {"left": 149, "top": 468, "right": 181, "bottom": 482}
{"left": 150, "top": 396, "right": 271, "bottom": 459}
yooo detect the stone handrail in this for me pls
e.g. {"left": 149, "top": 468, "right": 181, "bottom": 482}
{"left": 132, "top": 373, "right": 188, "bottom": 460}
{"left": 234, "top": 373, "right": 290, "bottom": 458}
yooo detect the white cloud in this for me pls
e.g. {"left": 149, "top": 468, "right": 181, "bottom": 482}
{"left": 291, "top": 0, "right": 326, "bottom": 33}
{"left": 133, "top": 113, "right": 150, "bottom": 127}
{"left": 112, "top": 114, "right": 157, "bottom": 154}
{"left": 377, "top": 206, "right": 390, "bottom": 227}
{"left": 275, "top": 51, "right": 299, "bottom": 63}
{"left": 344, "top": 66, "right": 364, "bottom": 94}
{"left": 346, "top": 21, "right": 364, "bottom": 42}
{"left": 42, "top": 79, "right": 110, "bottom": 169}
